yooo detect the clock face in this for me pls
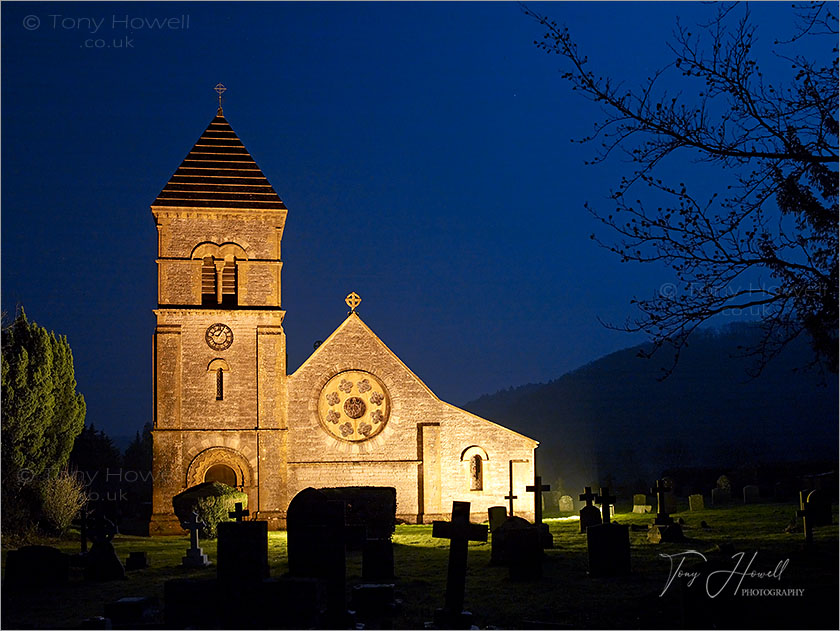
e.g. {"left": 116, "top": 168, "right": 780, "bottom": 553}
{"left": 318, "top": 371, "right": 390, "bottom": 442}
{"left": 205, "top": 323, "right": 234, "bottom": 351}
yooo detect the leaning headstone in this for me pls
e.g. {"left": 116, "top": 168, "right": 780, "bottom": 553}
{"left": 711, "top": 487, "right": 731, "bottom": 506}
{"left": 431, "top": 501, "right": 488, "bottom": 629}
{"left": 587, "top": 487, "right": 631, "bottom": 577}
{"left": 647, "top": 479, "right": 685, "bottom": 543}
{"left": 578, "top": 486, "right": 602, "bottom": 533}
{"left": 125, "top": 551, "right": 148, "bottom": 571}
{"left": 181, "top": 511, "right": 210, "bottom": 569}
{"left": 85, "top": 513, "right": 125, "bottom": 581}
{"left": 488, "top": 506, "right": 507, "bottom": 533}
{"left": 688, "top": 494, "right": 705, "bottom": 511}
{"left": 217, "top": 502, "right": 269, "bottom": 583}
{"left": 632, "top": 494, "right": 652, "bottom": 514}
{"left": 3, "top": 545, "right": 69, "bottom": 589}
{"left": 558, "top": 495, "right": 575, "bottom": 512}
{"left": 742, "top": 485, "right": 760, "bottom": 504}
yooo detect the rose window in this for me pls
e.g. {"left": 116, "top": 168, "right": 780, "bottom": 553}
{"left": 318, "top": 371, "right": 390, "bottom": 442}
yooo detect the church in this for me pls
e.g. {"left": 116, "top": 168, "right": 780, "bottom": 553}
{"left": 149, "top": 102, "right": 538, "bottom": 534}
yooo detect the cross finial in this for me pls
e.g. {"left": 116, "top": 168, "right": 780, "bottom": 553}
{"left": 345, "top": 292, "right": 361, "bottom": 313}
{"left": 214, "top": 83, "right": 227, "bottom": 115}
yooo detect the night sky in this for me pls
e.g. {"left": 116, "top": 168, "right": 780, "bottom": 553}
{"left": 1, "top": 2, "right": 812, "bottom": 440}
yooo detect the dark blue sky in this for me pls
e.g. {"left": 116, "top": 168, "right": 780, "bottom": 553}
{"left": 1, "top": 2, "right": 810, "bottom": 439}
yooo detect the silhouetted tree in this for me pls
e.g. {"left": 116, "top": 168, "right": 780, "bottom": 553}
{"left": 526, "top": 2, "right": 838, "bottom": 375}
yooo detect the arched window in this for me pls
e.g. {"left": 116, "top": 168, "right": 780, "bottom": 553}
{"left": 204, "top": 463, "right": 237, "bottom": 487}
{"left": 192, "top": 243, "right": 247, "bottom": 307}
{"left": 461, "top": 445, "right": 489, "bottom": 492}
{"left": 470, "top": 454, "right": 483, "bottom": 491}
{"left": 208, "top": 359, "right": 230, "bottom": 401}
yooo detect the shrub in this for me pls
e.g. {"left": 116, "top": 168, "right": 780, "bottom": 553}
{"left": 172, "top": 482, "right": 247, "bottom": 539}
{"left": 38, "top": 471, "right": 87, "bottom": 535}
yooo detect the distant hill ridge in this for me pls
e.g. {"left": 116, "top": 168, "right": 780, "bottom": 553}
{"left": 463, "top": 322, "right": 838, "bottom": 493}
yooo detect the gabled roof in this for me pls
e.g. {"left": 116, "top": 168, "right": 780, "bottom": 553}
{"left": 152, "top": 114, "right": 286, "bottom": 211}
{"left": 294, "top": 312, "right": 539, "bottom": 446}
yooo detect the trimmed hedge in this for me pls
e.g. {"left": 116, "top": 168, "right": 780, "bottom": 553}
{"left": 172, "top": 482, "right": 247, "bottom": 539}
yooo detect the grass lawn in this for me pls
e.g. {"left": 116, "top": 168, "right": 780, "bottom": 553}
{"left": 2, "top": 501, "right": 837, "bottom": 629}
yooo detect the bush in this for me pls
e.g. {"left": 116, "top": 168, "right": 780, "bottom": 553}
{"left": 172, "top": 482, "right": 247, "bottom": 539}
{"left": 38, "top": 471, "right": 87, "bottom": 535}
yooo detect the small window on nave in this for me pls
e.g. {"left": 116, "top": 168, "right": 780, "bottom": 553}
{"left": 470, "top": 454, "right": 483, "bottom": 491}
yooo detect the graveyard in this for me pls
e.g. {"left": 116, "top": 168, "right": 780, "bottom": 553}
{"left": 2, "top": 497, "right": 837, "bottom": 630}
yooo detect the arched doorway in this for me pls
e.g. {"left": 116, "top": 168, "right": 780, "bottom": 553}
{"left": 204, "top": 463, "right": 237, "bottom": 488}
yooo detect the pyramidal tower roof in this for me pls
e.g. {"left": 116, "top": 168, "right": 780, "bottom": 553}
{"left": 152, "top": 114, "right": 286, "bottom": 211}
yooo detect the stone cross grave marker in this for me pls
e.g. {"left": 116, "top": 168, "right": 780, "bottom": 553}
{"left": 651, "top": 479, "right": 673, "bottom": 523}
{"left": 229, "top": 502, "right": 249, "bottom": 522}
{"left": 578, "top": 486, "right": 602, "bottom": 533}
{"left": 586, "top": 487, "right": 630, "bottom": 577}
{"left": 505, "top": 460, "right": 518, "bottom": 515}
{"left": 217, "top": 503, "right": 268, "bottom": 584}
{"left": 526, "top": 472, "right": 553, "bottom": 548}
{"left": 648, "top": 479, "right": 684, "bottom": 543}
{"left": 432, "top": 501, "right": 488, "bottom": 628}
{"left": 796, "top": 490, "right": 814, "bottom": 544}
{"left": 595, "top": 488, "right": 616, "bottom": 524}
{"left": 526, "top": 475, "right": 550, "bottom": 524}
{"left": 85, "top": 511, "right": 125, "bottom": 581}
{"left": 181, "top": 511, "right": 210, "bottom": 568}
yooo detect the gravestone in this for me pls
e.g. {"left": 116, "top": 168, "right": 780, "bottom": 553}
{"left": 488, "top": 506, "right": 507, "bottom": 533}
{"left": 3, "top": 545, "right": 69, "bottom": 589}
{"left": 216, "top": 503, "right": 269, "bottom": 583}
{"left": 85, "top": 513, "right": 125, "bottom": 581}
{"left": 711, "top": 487, "right": 731, "bottom": 506}
{"left": 505, "top": 460, "right": 518, "bottom": 516}
{"left": 431, "top": 501, "right": 488, "bottom": 629}
{"left": 632, "top": 494, "right": 652, "bottom": 514}
{"left": 586, "top": 487, "right": 631, "bottom": 577}
{"left": 125, "top": 551, "right": 148, "bottom": 571}
{"left": 287, "top": 487, "right": 352, "bottom": 626}
{"left": 647, "top": 479, "right": 685, "bottom": 543}
{"left": 742, "top": 485, "right": 760, "bottom": 504}
{"left": 803, "top": 489, "right": 831, "bottom": 527}
{"left": 660, "top": 479, "right": 678, "bottom": 513}
{"left": 526, "top": 473, "right": 553, "bottom": 549}
{"left": 181, "top": 511, "right": 210, "bottom": 568}
{"left": 578, "top": 486, "right": 602, "bottom": 533}
{"left": 798, "top": 489, "right": 832, "bottom": 545}
{"left": 558, "top": 495, "right": 575, "bottom": 512}
{"left": 689, "top": 494, "right": 705, "bottom": 511}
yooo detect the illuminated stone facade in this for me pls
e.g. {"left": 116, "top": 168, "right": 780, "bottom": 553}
{"left": 149, "top": 113, "right": 538, "bottom": 534}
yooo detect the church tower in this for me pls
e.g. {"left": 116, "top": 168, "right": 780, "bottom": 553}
{"left": 149, "top": 105, "right": 289, "bottom": 534}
